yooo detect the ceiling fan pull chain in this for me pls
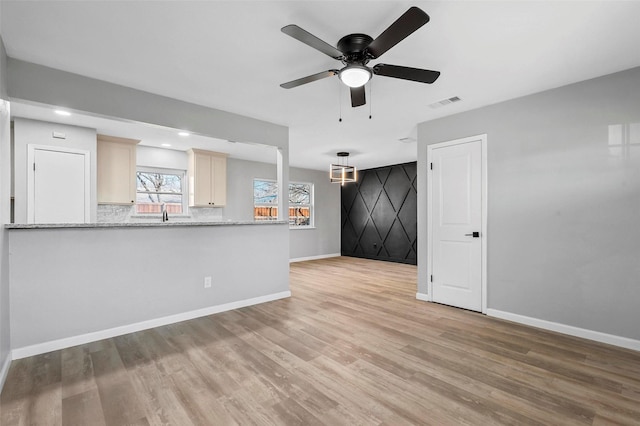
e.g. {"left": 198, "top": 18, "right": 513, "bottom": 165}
{"left": 339, "top": 81, "right": 343, "bottom": 122}
{"left": 369, "top": 80, "right": 373, "bottom": 119}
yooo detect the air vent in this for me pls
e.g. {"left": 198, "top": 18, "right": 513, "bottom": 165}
{"left": 429, "top": 96, "right": 462, "bottom": 109}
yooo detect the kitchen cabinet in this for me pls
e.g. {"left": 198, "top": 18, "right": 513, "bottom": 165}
{"left": 187, "top": 148, "right": 227, "bottom": 207}
{"left": 97, "top": 135, "right": 139, "bottom": 204}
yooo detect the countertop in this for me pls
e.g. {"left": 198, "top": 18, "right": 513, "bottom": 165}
{"left": 5, "top": 220, "right": 289, "bottom": 229}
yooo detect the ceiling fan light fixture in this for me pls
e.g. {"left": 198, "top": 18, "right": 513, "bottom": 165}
{"left": 339, "top": 65, "right": 372, "bottom": 88}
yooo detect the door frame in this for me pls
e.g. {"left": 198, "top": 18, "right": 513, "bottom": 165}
{"left": 426, "top": 134, "right": 488, "bottom": 313}
{"left": 27, "top": 144, "right": 91, "bottom": 224}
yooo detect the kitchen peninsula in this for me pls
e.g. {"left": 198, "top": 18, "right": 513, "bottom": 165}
{"left": 7, "top": 220, "right": 290, "bottom": 359}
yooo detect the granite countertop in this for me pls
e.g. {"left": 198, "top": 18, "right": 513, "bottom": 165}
{"left": 5, "top": 220, "right": 289, "bottom": 229}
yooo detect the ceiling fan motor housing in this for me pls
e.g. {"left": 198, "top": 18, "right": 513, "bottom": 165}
{"left": 337, "top": 33, "right": 373, "bottom": 65}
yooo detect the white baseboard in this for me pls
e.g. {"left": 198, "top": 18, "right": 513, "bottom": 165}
{"left": 11, "top": 291, "right": 292, "bottom": 360}
{"left": 415, "top": 292, "right": 430, "bottom": 302}
{"left": 486, "top": 309, "right": 640, "bottom": 352}
{"left": 0, "top": 353, "right": 11, "bottom": 391}
{"left": 290, "top": 253, "right": 341, "bottom": 263}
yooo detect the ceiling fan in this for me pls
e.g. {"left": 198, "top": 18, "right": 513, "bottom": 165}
{"left": 280, "top": 6, "right": 440, "bottom": 108}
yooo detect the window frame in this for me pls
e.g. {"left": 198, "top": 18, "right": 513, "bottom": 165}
{"left": 288, "top": 181, "right": 314, "bottom": 228}
{"left": 253, "top": 178, "right": 314, "bottom": 228}
{"left": 135, "top": 166, "right": 188, "bottom": 215}
{"left": 253, "top": 178, "right": 279, "bottom": 222}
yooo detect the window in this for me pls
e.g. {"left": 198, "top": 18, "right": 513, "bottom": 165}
{"left": 289, "top": 182, "right": 312, "bottom": 227}
{"left": 253, "top": 179, "right": 313, "bottom": 227}
{"left": 254, "top": 179, "right": 279, "bottom": 221}
{"left": 136, "top": 167, "right": 186, "bottom": 214}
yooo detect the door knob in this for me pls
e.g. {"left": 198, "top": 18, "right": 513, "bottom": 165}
{"left": 465, "top": 231, "right": 480, "bottom": 238}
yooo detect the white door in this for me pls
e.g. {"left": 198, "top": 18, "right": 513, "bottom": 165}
{"left": 28, "top": 146, "right": 90, "bottom": 224}
{"left": 428, "top": 135, "right": 486, "bottom": 312}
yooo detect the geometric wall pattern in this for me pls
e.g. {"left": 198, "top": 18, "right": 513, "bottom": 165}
{"left": 341, "top": 162, "right": 417, "bottom": 265}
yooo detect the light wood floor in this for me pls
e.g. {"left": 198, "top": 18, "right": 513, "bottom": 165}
{"left": 2, "top": 257, "right": 640, "bottom": 425}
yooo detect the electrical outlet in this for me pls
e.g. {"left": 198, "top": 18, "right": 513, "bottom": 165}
{"left": 204, "top": 276, "right": 212, "bottom": 288}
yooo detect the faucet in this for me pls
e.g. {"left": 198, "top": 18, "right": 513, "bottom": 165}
{"left": 161, "top": 203, "right": 169, "bottom": 222}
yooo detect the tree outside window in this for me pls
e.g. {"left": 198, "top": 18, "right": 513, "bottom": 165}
{"left": 136, "top": 168, "right": 185, "bottom": 214}
{"left": 253, "top": 179, "right": 313, "bottom": 227}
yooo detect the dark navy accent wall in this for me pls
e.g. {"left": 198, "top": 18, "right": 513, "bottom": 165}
{"left": 341, "top": 162, "right": 417, "bottom": 264}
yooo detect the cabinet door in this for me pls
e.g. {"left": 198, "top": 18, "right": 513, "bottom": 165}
{"left": 193, "top": 152, "right": 213, "bottom": 206}
{"left": 211, "top": 155, "right": 227, "bottom": 206}
{"left": 97, "top": 141, "right": 136, "bottom": 204}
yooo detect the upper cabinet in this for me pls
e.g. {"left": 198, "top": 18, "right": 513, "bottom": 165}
{"left": 97, "top": 135, "right": 140, "bottom": 205}
{"left": 187, "top": 148, "right": 227, "bottom": 207}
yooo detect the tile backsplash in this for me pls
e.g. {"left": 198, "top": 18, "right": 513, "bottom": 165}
{"left": 97, "top": 204, "right": 134, "bottom": 223}
{"left": 97, "top": 204, "right": 224, "bottom": 223}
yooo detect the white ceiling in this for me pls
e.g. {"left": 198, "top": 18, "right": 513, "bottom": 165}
{"left": 2, "top": 1, "right": 640, "bottom": 171}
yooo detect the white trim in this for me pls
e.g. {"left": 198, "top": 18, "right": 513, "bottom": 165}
{"left": 254, "top": 177, "right": 315, "bottom": 228}
{"left": 0, "top": 354, "right": 11, "bottom": 391}
{"left": 415, "top": 292, "right": 430, "bottom": 302}
{"left": 27, "top": 144, "right": 91, "bottom": 224}
{"left": 486, "top": 309, "right": 640, "bottom": 352}
{"left": 426, "top": 144, "right": 433, "bottom": 302}
{"left": 290, "top": 253, "right": 341, "bottom": 263}
{"left": 480, "top": 136, "right": 488, "bottom": 314}
{"left": 11, "top": 291, "right": 291, "bottom": 360}
{"left": 426, "top": 134, "right": 488, "bottom": 313}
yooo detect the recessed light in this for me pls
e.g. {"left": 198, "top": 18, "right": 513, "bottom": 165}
{"left": 178, "top": 131, "right": 190, "bottom": 137}
{"left": 55, "top": 110, "right": 71, "bottom": 116}
{"left": 161, "top": 143, "right": 172, "bottom": 147}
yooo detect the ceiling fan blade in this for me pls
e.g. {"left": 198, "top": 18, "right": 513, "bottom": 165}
{"left": 373, "top": 64, "right": 440, "bottom": 84}
{"left": 366, "top": 7, "right": 430, "bottom": 59}
{"left": 281, "top": 25, "right": 343, "bottom": 59}
{"left": 350, "top": 86, "right": 366, "bottom": 107}
{"left": 280, "top": 70, "right": 338, "bottom": 89}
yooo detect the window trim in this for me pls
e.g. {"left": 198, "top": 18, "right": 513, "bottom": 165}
{"left": 289, "top": 181, "right": 314, "bottom": 228}
{"left": 136, "top": 166, "right": 188, "bottom": 215}
{"left": 253, "top": 178, "right": 314, "bottom": 228}
{"left": 253, "top": 178, "right": 279, "bottom": 222}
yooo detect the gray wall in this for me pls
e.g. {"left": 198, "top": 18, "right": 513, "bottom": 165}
{"left": 289, "top": 166, "right": 341, "bottom": 259}
{"left": 9, "top": 223, "right": 289, "bottom": 352}
{"left": 224, "top": 157, "right": 275, "bottom": 221}
{"left": 12, "top": 118, "right": 97, "bottom": 223}
{"left": 417, "top": 66, "right": 640, "bottom": 340}
{"left": 226, "top": 157, "right": 341, "bottom": 260}
{"left": 0, "top": 35, "right": 11, "bottom": 387}
{"left": 106, "top": 146, "right": 340, "bottom": 259}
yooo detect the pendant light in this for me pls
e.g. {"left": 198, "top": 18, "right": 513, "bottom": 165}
{"left": 330, "top": 152, "right": 357, "bottom": 185}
